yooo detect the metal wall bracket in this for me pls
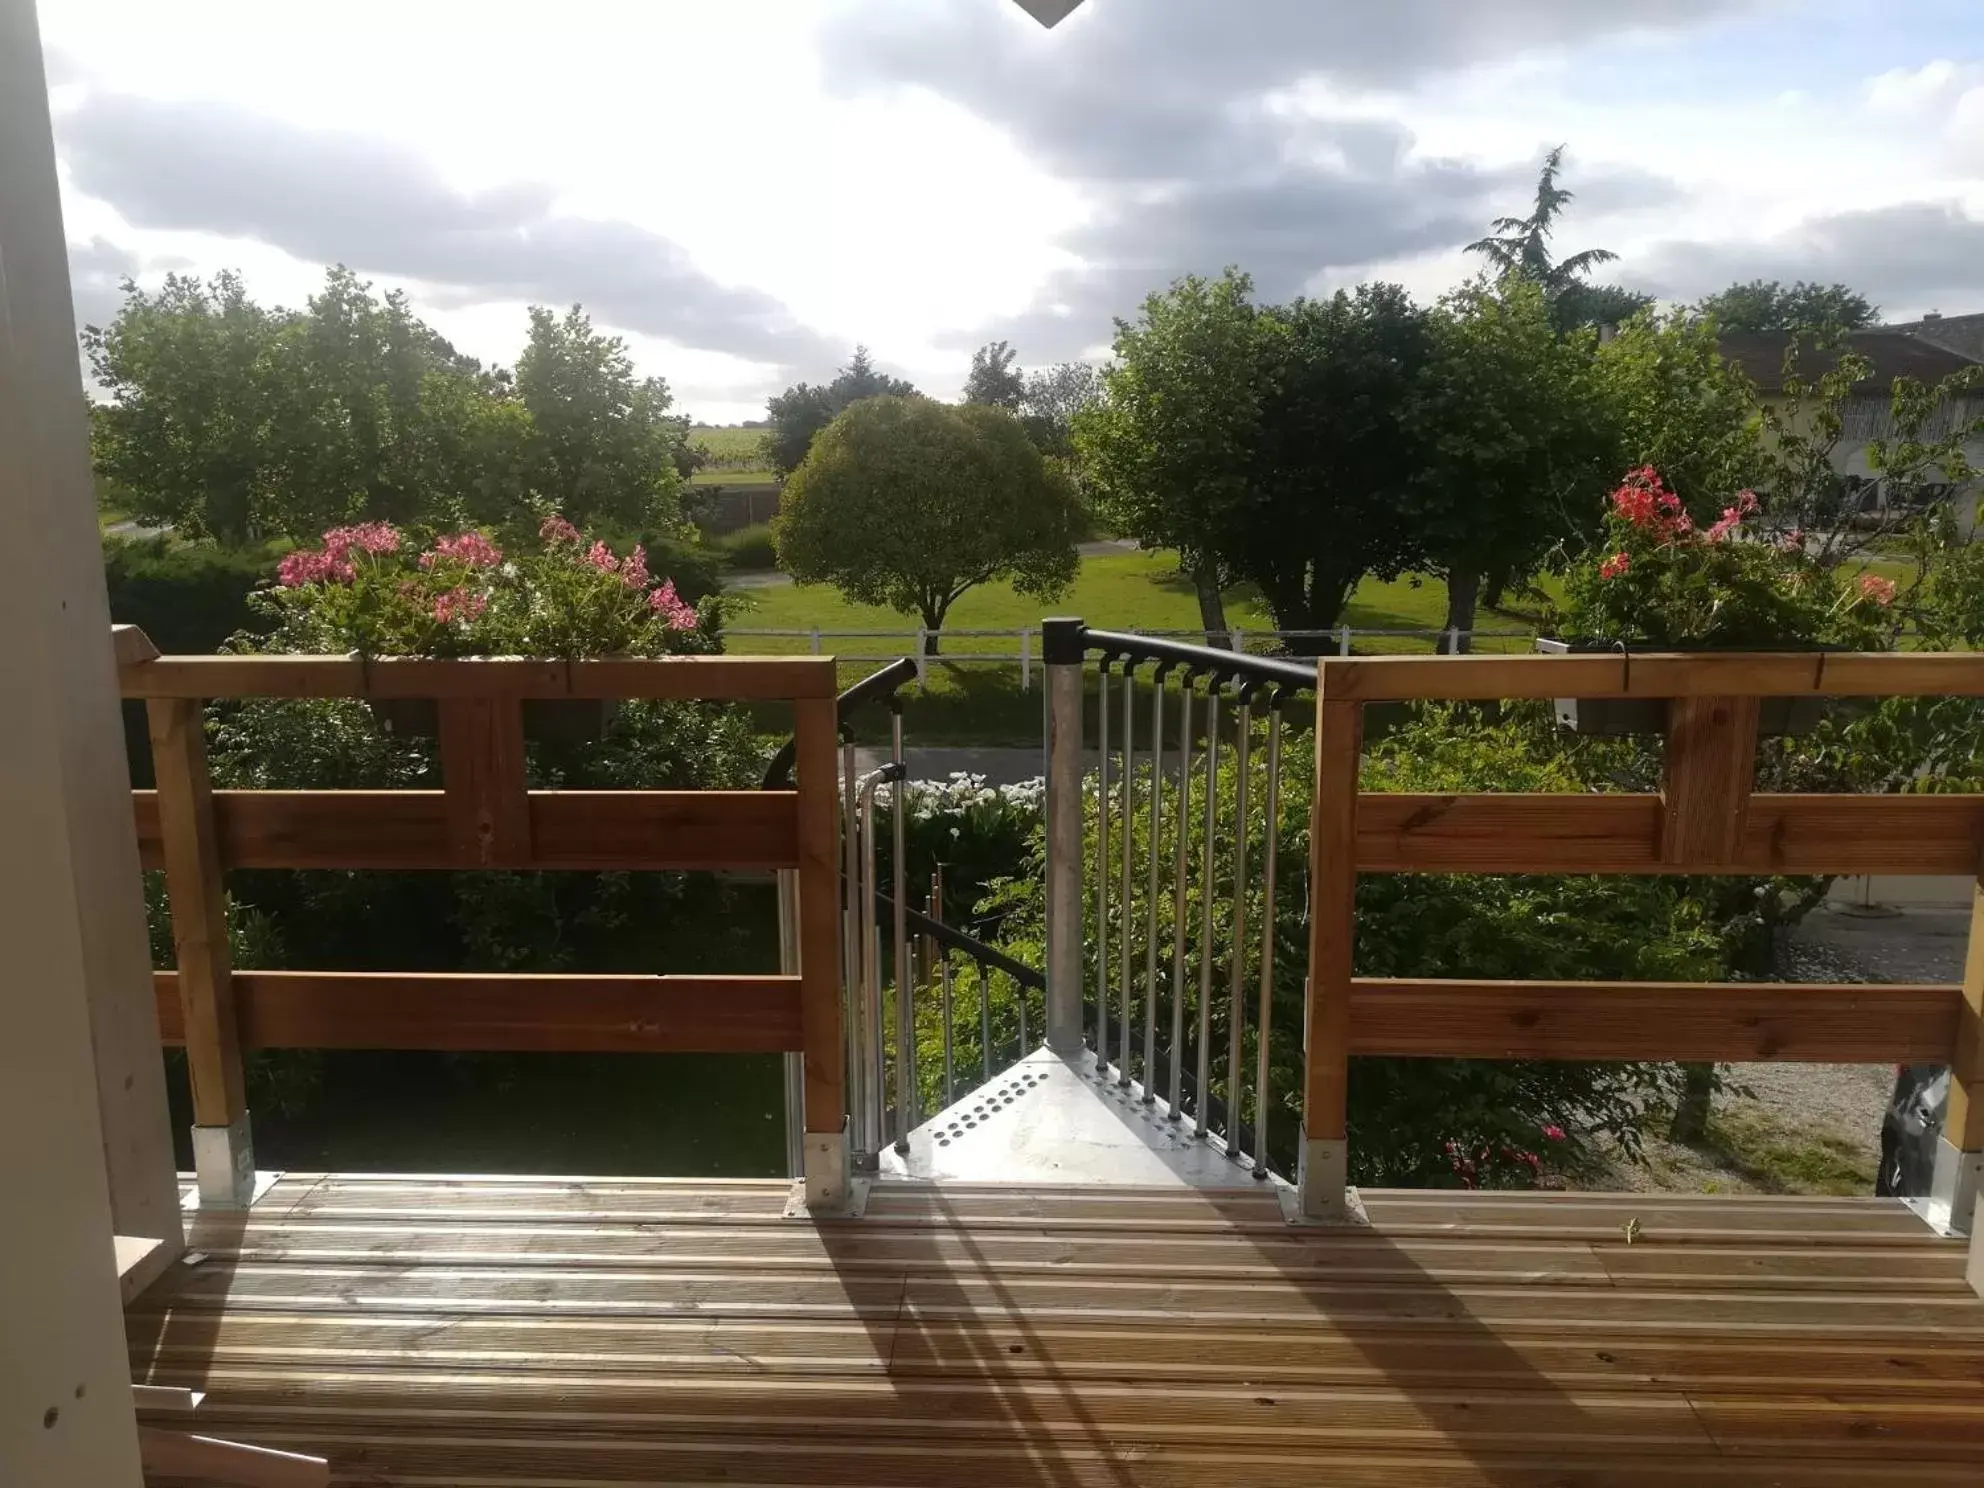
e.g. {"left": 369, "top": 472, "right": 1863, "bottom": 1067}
{"left": 1907, "top": 1138, "right": 1983, "bottom": 1237}
{"left": 190, "top": 1116, "right": 256, "bottom": 1208}
{"left": 1289, "top": 1133, "right": 1368, "bottom": 1226}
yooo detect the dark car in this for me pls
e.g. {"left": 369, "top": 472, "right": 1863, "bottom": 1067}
{"left": 1876, "top": 1065, "right": 1948, "bottom": 1198}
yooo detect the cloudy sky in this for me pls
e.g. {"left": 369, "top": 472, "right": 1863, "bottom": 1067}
{"left": 36, "top": 0, "right": 1984, "bottom": 422}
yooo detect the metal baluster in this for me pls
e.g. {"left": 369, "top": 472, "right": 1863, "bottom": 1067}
{"left": 937, "top": 869, "right": 955, "bottom": 1110}
{"left": 841, "top": 738, "right": 863, "bottom": 1157}
{"left": 1167, "top": 677, "right": 1194, "bottom": 1118}
{"left": 1095, "top": 660, "right": 1111, "bottom": 1064}
{"left": 1117, "top": 662, "right": 1135, "bottom": 1085}
{"left": 1141, "top": 666, "right": 1165, "bottom": 1100}
{"left": 1225, "top": 687, "right": 1253, "bottom": 1158}
{"left": 1017, "top": 972, "right": 1028, "bottom": 1057}
{"left": 891, "top": 708, "right": 912, "bottom": 1152}
{"left": 856, "top": 765, "right": 900, "bottom": 1160}
{"left": 979, "top": 958, "right": 993, "bottom": 1083}
{"left": 1194, "top": 682, "right": 1220, "bottom": 1137}
{"left": 1254, "top": 693, "right": 1284, "bottom": 1179}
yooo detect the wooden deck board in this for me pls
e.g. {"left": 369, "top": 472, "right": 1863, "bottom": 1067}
{"left": 127, "top": 1177, "right": 1984, "bottom": 1486}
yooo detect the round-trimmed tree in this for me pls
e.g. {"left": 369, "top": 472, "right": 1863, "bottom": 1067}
{"left": 774, "top": 395, "right": 1081, "bottom": 652}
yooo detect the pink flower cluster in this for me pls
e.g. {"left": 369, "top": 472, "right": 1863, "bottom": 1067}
{"left": 1598, "top": 551, "right": 1631, "bottom": 581}
{"left": 277, "top": 521, "right": 403, "bottom": 587}
{"left": 1609, "top": 466, "right": 1692, "bottom": 539}
{"left": 431, "top": 587, "right": 488, "bottom": 625}
{"left": 649, "top": 579, "right": 697, "bottom": 630}
{"left": 539, "top": 513, "right": 582, "bottom": 545}
{"left": 1858, "top": 573, "right": 1897, "bottom": 607}
{"left": 420, "top": 531, "right": 503, "bottom": 571}
{"left": 1704, "top": 489, "right": 1760, "bottom": 544}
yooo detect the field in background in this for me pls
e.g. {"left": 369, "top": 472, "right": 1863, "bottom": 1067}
{"left": 690, "top": 425, "right": 775, "bottom": 486}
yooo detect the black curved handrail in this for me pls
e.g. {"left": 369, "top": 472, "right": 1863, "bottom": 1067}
{"left": 760, "top": 656, "right": 920, "bottom": 789}
{"left": 1055, "top": 620, "right": 1315, "bottom": 694}
{"left": 876, "top": 891, "right": 1045, "bottom": 990}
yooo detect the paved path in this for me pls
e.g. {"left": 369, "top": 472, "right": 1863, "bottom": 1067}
{"left": 725, "top": 537, "right": 1139, "bottom": 593}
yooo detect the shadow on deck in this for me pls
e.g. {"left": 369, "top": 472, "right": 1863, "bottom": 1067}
{"left": 126, "top": 1173, "right": 1984, "bottom": 1485}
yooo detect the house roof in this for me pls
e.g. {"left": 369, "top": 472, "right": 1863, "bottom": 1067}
{"left": 1719, "top": 330, "right": 1979, "bottom": 394}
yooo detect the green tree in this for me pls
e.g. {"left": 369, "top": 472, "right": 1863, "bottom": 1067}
{"left": 1018, "top": 360, "right": 1104, "bottom": 459}
{"left": 1592, "top": 310, "right": 1766, "bottom": 522}
{"left": 1694, "top": 279, "right": 1878, "bottom": 332}
{"left": 85, "top": 266, "right": 553, "bottom": 542}
{"left": 1466, "top": 145, "right": 1643, "bottom": 332}
{"left": 775, "top": 396, "right": 1080, "bottom": 652}
{"left": 515, "top": 305, "right": 688, "bottom": 532}
{"left": 1410, "top": 278, "right": 1613, "bottom": 647}
{"left": 84, "top": 269, "right": 286, "bottom": 544}
{"left": 1241, "top": 284, "right": 1435, "bottom": 644}
{"left": 761, "top": 345, "right": 917, "bottom": 475}
{"left": 963, "top": 339, "right": 1025, "bottom": 409}
{"left": 1075, "top": 269, "right": 1262, "bottom": 645}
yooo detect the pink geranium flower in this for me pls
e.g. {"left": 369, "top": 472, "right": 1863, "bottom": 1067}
{"left": 619, "top": 543, "right": 650, "bottom": 591}
{"left": 431, "top": 587, "right": 488, "bottom": 625}
{"left": 1598, "top": 551, "right": 1630, "bottom": 580}
{"left": 539, "top": 514, "right": 581, "bottom": 545}
{"left": 322, "top": 522, "right": 401, "bottom": 559}
{"left": 420, "top": 531, "right": 503, "bottom": 570}
{"left": 648, "top": 579, "right": 698, "bottom": 630}
{"left": 1858, "top": 573, "right": 1897, "bottom": 607}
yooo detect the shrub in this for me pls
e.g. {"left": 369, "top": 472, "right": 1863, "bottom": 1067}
{"left": 254, "top": 515, "right": 714, "bottom": 659}
{"left": 103, "top": 536, "right": 274, "bottom": 654}
{"left": 1557, "top": 466, "right": 1896, "bottom": 648}
{"left": 712, "top": 523, "right": 780, "bottom": 573}
{"left": 877, "top": 774, "right": 1042, "bottom": 933}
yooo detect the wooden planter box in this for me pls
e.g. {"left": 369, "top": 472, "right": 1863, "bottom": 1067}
{"left": 1535, "top": 640, "right": 1826, "bottom": 737}
{"left": 371, "top": 697, "right": 616, "bottom": 745}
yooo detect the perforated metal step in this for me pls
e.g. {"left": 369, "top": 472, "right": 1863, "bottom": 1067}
{"left": 878, "top": 1046, "right": 1278, "bottom": 1188}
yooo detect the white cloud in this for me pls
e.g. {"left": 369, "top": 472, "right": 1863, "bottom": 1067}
{"left": 34, "top": 0, "right": 1984, "bottom": 417}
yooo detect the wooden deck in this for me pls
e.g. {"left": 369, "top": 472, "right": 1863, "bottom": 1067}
{"left": 127, "top": 1175, "right": 1984, "bottom": 1486}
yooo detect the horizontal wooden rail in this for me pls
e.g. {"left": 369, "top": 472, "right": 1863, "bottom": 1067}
{"left": 1316, "top": 650, "right": 1984, "bottom": 702}
{"left": 117, "top": 652, "right": 837, "bottom": 702}
{"left": 133, "top": 790, "right": 800, "bottom": 871}
{"left": 1356, "top": 792, "right": 1984, "bottom": 876}
{"left": 1348, "top": 978, "right": 1962, "bottom": 1063}
{"left": 154, "top": 971, "right": 803, "bottom": 1053}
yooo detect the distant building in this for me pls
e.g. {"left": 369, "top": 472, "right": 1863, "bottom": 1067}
{"left": 1888, "top": 311, "right": 1984, "bottom": 363}
{"left": 1717, "top": 326, "right": 1984, "bottom": 529}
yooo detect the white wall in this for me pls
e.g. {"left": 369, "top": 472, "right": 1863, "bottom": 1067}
{"left": 0, "top": 1, "right": 157, "bottom": 1481}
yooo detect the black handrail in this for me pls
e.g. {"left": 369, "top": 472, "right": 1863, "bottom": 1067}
{"left": 760, "top": 656, "right": 921, "bottom": 789}
{"left": 1046, "top": 618, "right": 1315, "bottom": 693}
{"left": 876, "top": 890, "right": 1045, "bottom": 990}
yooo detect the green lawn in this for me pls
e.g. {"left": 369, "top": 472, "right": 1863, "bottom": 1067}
{"left": 727, "top": 550, "right": 1542, "bottom": 657}
{"left": 724, "top": 550, "right": 1545, "bottom": 744}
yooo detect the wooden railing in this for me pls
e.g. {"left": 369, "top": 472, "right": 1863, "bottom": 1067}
{"left": 1299, "top": 649, "right": 1984, "bottom": 1228}
{"left": 116, "top": 628, "right": 845, "bottom": 1197}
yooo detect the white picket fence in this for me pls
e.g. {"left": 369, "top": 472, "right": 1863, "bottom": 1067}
{"left": 725, "top": 625, "right": 1539, "bottom": 688}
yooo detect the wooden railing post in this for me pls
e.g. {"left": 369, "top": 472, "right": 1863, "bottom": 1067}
{"left": 1660, "top": 695, "right": 1759, "bottom": 866}
{"left": 146, "top": 697, "right": 253, "bottom": 1205}
{"left": 792, "top": 693, "right": 848, "bottom": 1209}
{"left": 1298, "top": 674, "right": 1363, "bottom": 1223}
{"left": 437, "top": 695, "right": 530, "bottom": 866}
